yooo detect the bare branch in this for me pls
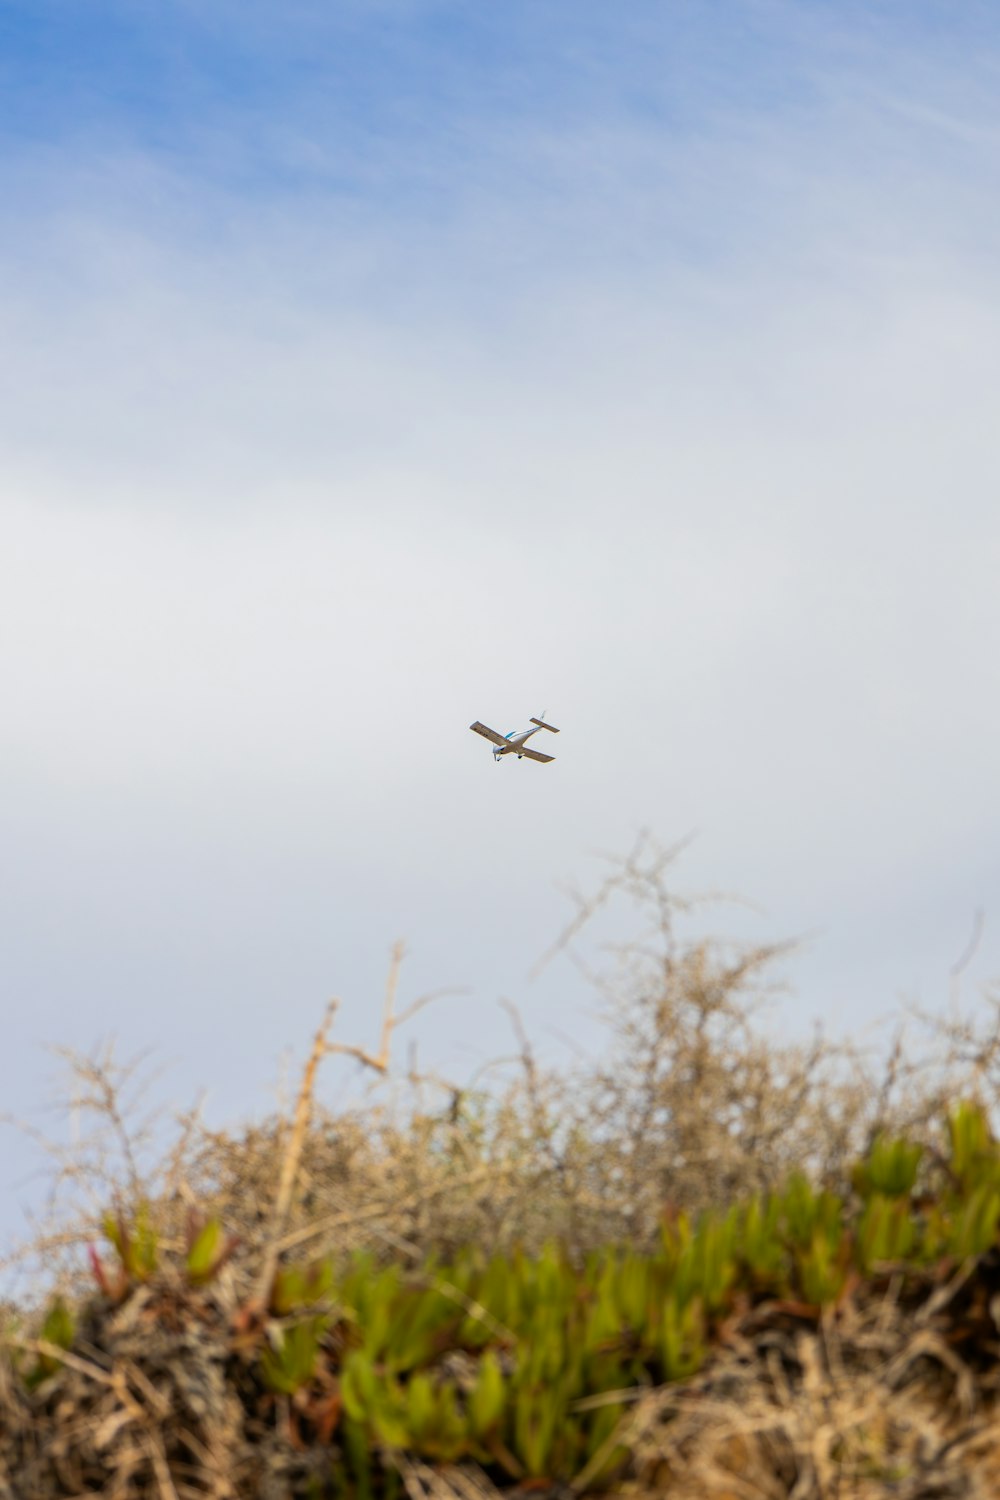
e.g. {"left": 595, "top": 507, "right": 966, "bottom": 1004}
{"left": 251, "top": 999, "right": 339, "bottom": 1310}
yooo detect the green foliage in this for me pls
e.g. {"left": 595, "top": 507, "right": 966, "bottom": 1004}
{"left": 103, "top": 1205, "right": 158, "bottom": 1283}
{"left": 341, "top": 1415, "right": 374, "bottom": 1500}
{"left": 854, "top": 1135, "right": 924, "bottom": 1199}
{"left": 948, "top": 1102, "right": 1000, "bottom": 1193}
{"left": 468, "top": 1349, "right": 505, "bottom": 1438}
{"left": 21, "top": 1298, "right": 76, "bottom": 1391}
{"left": 950, "top": 1182, "right": 1000, "bottom": 1259}
{"left": 271, "top": 1257, "right": 335, "bottom": 1314}
{"left": 796, "top": 1225, "right": 849, "bottom": 1305}
{"left": 739, "top": 1194, "right": 783, "bottom": 1281}
{"left": 857, "top": 1193, "right": 915, "bottom": 1273}
{"left": 260, "top": 1315, "right": 330, "bottom": 1396}
{"left": 694, "top": 1208, "right": 740, "bottom": 1313}
{"left": 780, "top": 1172, "right": 843, "bottom": 1253}
{"left": 185, "top": 1214, "right": 240, "bottom": 1287}
{"left": 658, "top": 1290, "right": 704, "bottom": 1380}
{"left": 18, "top": 1103, "right": 1000, "bottom": 1491}
{"left": 41, "top": 1296, "right": 75, "bottom": 1354}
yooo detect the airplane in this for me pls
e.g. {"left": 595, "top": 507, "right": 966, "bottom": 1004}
{"left": 469, "top": 713, "right": 560, "bottom": 763}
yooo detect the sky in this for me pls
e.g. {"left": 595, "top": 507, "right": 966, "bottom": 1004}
{"left": 3, "top": 1, "right": 1000, "bottom": 1263}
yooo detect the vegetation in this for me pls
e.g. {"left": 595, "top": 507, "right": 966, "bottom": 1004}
{"left": 3, "top": 837, "right": 1000, "bottom": 1497}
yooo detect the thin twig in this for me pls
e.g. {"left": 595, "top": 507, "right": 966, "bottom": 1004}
{"left": 275, "top": 1165, "right": 512, "bottom": 1254}
{"left": 325, "top": 941, "right": 405, "bottom": 1073}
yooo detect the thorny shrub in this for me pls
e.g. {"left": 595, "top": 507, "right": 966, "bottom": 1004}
{"left": 3, "top": 834, "right": 999, "bottom": 1305}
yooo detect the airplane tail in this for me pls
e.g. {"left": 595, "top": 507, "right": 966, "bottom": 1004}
{"left": 530, "top": 714, "right": 559, "bottom": 733}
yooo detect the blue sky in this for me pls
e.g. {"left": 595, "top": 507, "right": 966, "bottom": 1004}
{"left": 3, "top": 1, "right": 1000, "bottom": 1281}
{"left": 0, "top": 3, "right": 828, "bottom": 160}
{"left": 4, "top": 3, "right": 997, "bottom": 256}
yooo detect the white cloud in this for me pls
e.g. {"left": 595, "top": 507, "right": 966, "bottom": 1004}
{"left": 3, "top": 2, "right": 1000, "bottom": 1257}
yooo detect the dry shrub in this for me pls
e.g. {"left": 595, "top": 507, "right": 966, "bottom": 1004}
{"left": 4, "top": 834, "right": 1000, "bottom": 1298}
{"left": 4, "top": 835, "right": 1000, "bottom": 1497}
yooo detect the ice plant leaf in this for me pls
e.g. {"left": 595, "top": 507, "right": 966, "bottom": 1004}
{"left": 186, "top": 1218, "right": 224, "bottom": 1285}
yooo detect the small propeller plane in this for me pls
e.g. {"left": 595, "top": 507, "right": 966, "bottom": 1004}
{"left": 469, "top": 713, "right": 560, "bottom": 763}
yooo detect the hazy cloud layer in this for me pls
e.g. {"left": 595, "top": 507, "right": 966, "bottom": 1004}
{"left": 3, "top": 1, "right": 999, "bottom": 1259}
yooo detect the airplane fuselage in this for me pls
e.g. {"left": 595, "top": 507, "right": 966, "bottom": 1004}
{"left": 494, "top": 725, "right": 541, "bottom": 759}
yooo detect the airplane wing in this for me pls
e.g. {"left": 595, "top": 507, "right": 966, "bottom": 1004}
{"left": 520, "top": 746, "right": 555, "bottom": 763}
{"left": 470, "top": 721, "right": 508, "bottom": 748}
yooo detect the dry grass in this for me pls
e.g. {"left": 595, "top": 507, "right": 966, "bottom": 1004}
{"left": 619, "top": 1268, "right": 1000, "bottom": 1500}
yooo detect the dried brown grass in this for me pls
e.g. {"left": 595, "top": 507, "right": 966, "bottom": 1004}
{"left": 619, "top": 1266, "right": 1000, "bottom": 1500}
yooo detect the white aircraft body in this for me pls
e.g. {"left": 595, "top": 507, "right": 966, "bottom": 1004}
{"left": 469, "top": 714, "right": 560, "bottom": 763}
